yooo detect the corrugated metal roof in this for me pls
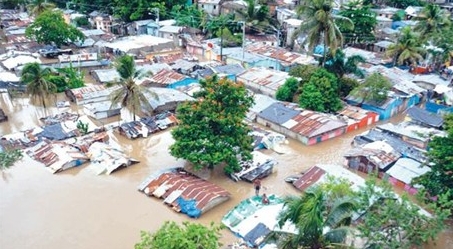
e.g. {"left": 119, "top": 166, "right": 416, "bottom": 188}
{"left": 148, "top": 69, "right": 187, "bottom": 85}
{"left": 337, "top": 105, "right": 374, "bottom": 121}
{"left": 247, "top": 44, "right": 315, "bottom": 66}
{"left": 139, "top": 169, "right": 230, "bottom": 216}
{"left": 237, "top": 67, "right": 290, "bottom": 88}
{"left": 406, "top": 106, "right": 444, "bottom": 128}
{"left": 284, "top": 110, "right": 347, "bottom": 138}
{"left": 293, "top": 166, "right": 326, "bottom": 191}
{"left": 386, "top": 158, "right": 430, "bottom": 184}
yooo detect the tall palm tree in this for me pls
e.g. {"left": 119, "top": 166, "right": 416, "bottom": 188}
{"left": 294, "top": 0, "right": 353, "bottom": 66}
{"left": 386, "top": 27, "right": 426, "bottom": 66}
{"left": 109, "top": 55, "right": 157, "bottom": 122}
{"left": 414, "top": 4, "right": 451, "bottom": 41}
{"left": 21, "top": 62, "right": 56, "bottom": 109}
{"left": 277, "top": 187, "right": 356, "bottom": 249}
{"left": 27, "top": 0, "right": 55, "bottom": 16}
{"left": 236, "top": 0, "right": 274, "bottom": 34}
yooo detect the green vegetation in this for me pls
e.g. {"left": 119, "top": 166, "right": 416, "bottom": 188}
{"left": 109, "top": 55, "right": 157, "bottom": 121}
{"left": 170, "top": 76, "right": 254, "bottom": 174}
{"left": 350, "top": 72, "right": 392, "bottom": 105}
{"left": 414, "top": 113, "right": 453, "bottom": 207}
{"left": 77, "top": 120, "right": 89, "bottom": 135}
{"left": 339, "top": 1, "right": 377, "bottom": 46}
{"left": 274, "top": 176, "right": 450, "bottom": 249}
{"left": 135, "top": 221, "right": 223, "bottom": 249}
{"left": 299, "top": 68, "right": 342, "bottom": 113}
{"left": 276, "top": 77, "right": 300, "bottom": 102}
{"left": 295, "top": 0, "right": 353, "bottom": 65}
{"left": 0, "top": 150, "right": 23, "bottom": 170}
{"left": 386, "top": 27, "right": 425, "bottom": 66}
{"left": 20, "top": 62, "right": 57, "bottom": 109}
{"left": 25, "top": 10, "right": 85, "bottom": 47}
{"left": 27, "top": 0, "right": 55, "bottom": 16}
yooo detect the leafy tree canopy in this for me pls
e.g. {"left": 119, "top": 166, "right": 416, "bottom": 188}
{"left": 276, "top": 77, "right": 300, "bottom": 102}
{"left": 299, "top": 68, "right": 342, "bottom": 112}
{"left": 289, "top": 64, "right": 319, "bottom": 84}
{"left": 386, "top": 26, "right": 425, "bottom": 66}
{"left": 171, "top": 5, "right": 205, "bottom": 29}
{"left": 20, "top": 62, "right": 57, "bottom": 108}
{"left": 413, "top": 113, "right": 453, "bottom": 206}
{"left": 339, "top": 1, "right": 377, "bottom": 45}
{"left": 170, "top": 76, "right": 254, "bottom": 174}
{"left": 25, "top": 10, "right": 85, "bottom": 47}
{"left": 350, "top": 72, "right": 391, "bottom": 105}
{"left": 356, "top": 178, "right": 452, "bottom": 248}
{"left": 135, "top": 221, "right": 223, "bottom": 249}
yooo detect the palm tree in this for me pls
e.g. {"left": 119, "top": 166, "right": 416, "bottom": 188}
{"left": 294, "top": 0, "right": 353, "bottom": 66}
{"left": 324, "top": 49, "right": 365, "bottom": 78}
{"left": 277, "top": 186, "right": 356, "bottom": 249}
{"left": 236, "top": 0, "right": 274, "bottom": 34}
{"left": 21, "top": 62, "right": 56, "bottom": 109}
{"left": 414, "top": 4, "right": 451, "bottom": 41}
{"left": 27, "top": 0, "right": 55, "bottom": 16}
{"left": 109, "top": 55, "right": 157, "bottom": 122}
{"left": 386, "top": 27, "right": 426, "bottom": 66}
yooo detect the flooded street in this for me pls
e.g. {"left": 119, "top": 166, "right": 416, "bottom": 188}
{"left": 0, "top": 94, "right": 451, "bottom": 249}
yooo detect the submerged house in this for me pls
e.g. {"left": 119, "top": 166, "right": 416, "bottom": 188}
{"left": 87, "top": 142, "right": 139, "bottom": 175}
{"left": 345, "top": 94, "right": 404, "bottom": 121}
{"left": 256, "top": 103, "right": 347, "bottom": 145}
{"left": 118, "top": 112, "right": 178, "bottom": 139}
{"left": 65, "top": 84, "right": 119, "bottom": 105}
{"left": 343, "top": 141, "right": 401, "bottom": 174}
{"left": 26, "top": 141, "right": 89, "bottom": 174}
{"left": 236, "top": 68, "right": 292, "bottom": 98}
{"left": 384, "top": 157, "right": 431, "bottom": 194}
{"left": 138, "top": 168, "right": 231, "bottom": 218}
{"left": 222, "top": 195, "right": 297, "bottom": 248}
{"left": 377, "top": 122, "right": 446, "bottom": 149}
{"left": 405, "top": 106, "right": 444, "bottom": 129}
{"left": 337, "top": 105, "right": 379, "bottom": 133}
{"left": 230, "top": 151, "right": 277, "bottom": 182}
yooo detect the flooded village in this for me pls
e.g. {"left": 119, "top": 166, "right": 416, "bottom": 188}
{"left": 1, "top": 1, "right": 453, "bottom": 249}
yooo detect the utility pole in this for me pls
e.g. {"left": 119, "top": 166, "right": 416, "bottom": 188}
{"left": 238, "top": 21, "right": 245, "bottom": 64}
{"left": 152, "top": 8, "right": 160, "bottom": 36}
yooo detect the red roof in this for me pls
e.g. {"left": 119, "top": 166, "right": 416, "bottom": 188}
{"left": 141, "top": 170, "right": 230, "bottom": 215}
{"left": 148, "top": 69, "right": 187, "bottom": 85}
{"left": 293, "top": 166, "right": 326, "bottom": 191}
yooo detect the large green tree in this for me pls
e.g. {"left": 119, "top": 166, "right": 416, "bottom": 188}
{"left": 295, "top": 0, "right": 353, "bottom": 66}
{"left": 413, "top": 114, "right": 453, "bottom": 206}
{"left": 170, "top": 76, "right": 254, "bottom": 174}
{"left": 338, "top": 1, "right": 377, "bottom": 46}
{"left": 414, "top": 4, "right": 452, "bottom": 41}
{"left": 25, "top": 10, "right": 85, "bottom": 47}
{"left": 171, "top": 5, "right": 205, "bottom": 29}
{"left": 386, "top": 27, "right": 425, "bottom": 66}
{"left": 236, "top": 0, "right": 274, "bottom": 34}
{"left": 20, "top": 62, "right": 56, "bottom": 109}
{"left": 350, "top": 72, "right": 392, "bottom": 105}
{"left": 356, "top": 178, "right": 451, "bottom": 248}
{"left": 109, "top": 55, "right": 157, "bottom": 121}
{"left": 299, "top": 68, "right": 342, "bottom": 112}
{"left": 135, "top": 221, "right": 223, "bottom": 249}
{"left": 277, "top": 184, "right": 356, "bottom": 249}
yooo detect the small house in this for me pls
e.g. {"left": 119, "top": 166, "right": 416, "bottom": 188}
{"left": 384, "top": 157, "right": 430, "bottom": 193}
{"left": 373, "top": 40, "right": 394, "bottom": 53}
{"left": 276, "top": 8, "right": 297, "bottom": 24}
{"left": 336, "top": 105, "right": 379, "bottom": 133}
{"left": 283, "top": 19, "right": 303, "bottom": 47}
{"left": 83, "top": 101, "right": 121, "bottom": 120}
{"left": 197, "top": 0, "right": 222, "bottom": 16}
{"left": 353, "top": 128, "right": 427, "bottom": 163}
{"left": 65, "top": 84, "right": 119, "bottom": 105}
{"left": 132, "top": 19, "right": 159, "bottom": 35}
{"left": 145, "top": 87, "right": 195, "bottom": 113}
{"left": 236, "top": 67, "right": 292, "bottom": 97}
{"left": 158, "top": 25, "right": 183, "bottom": 47}
{"left": 247, "top": 44, "right": 316, "bottom": 72}
{"left": 256, "top": 103, "right": 347, "bottom": 145}
{"left": 344, "top": 141, "right": 401, "bottom": 174}
{"left": 405, "top": 106, "right": 444, "bottom": 129}
{"left": 377, "top": 122, "right": 446, "bottom": 149}
{"left": 170, "top": 59, "right": 200, "bottom": 75}
{"left": 145, "top": 69, "right": 189, "bottom": 88}
{"left": 211, "top": 63, "right": 245, "bottom": 81}
{"left": 138, "top": 168, "right": 231, "bottom": 218}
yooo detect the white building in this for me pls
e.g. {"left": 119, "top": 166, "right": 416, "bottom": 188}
{"left": 198, "top": 0, "right": 222, "bottom": 16}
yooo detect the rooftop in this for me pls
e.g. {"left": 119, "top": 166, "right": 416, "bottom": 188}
{"left": 147, "top": 69, "right": 187, "bottom": 85}
{"left": 237, "top": 67, "right": 291, "bottom": 91}
{"left": 247, "top": 44, "right": 315, "bottom": 66}
{"left": 282, "top": 110, "right": 347, "bottom": 138}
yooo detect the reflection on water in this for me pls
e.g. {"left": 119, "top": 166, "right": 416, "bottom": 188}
{"left": 0, "top": 94, "right": 451, "bottom": 249}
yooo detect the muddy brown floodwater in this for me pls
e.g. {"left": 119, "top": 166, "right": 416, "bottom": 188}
{"left": 0, "top": 94, "right": 451, "bottom": 249}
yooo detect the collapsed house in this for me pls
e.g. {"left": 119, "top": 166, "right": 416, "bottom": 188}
{"left": 138, "top": 168, "right": 231, "bottom": 218}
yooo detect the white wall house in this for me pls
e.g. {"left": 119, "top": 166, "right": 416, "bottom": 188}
{"left": 198, "top": 0, "right": 222, "bottom": 16}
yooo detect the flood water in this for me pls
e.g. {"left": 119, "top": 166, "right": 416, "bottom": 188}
{"left": 0, "top": 93, "right": 451, "bottom": 249}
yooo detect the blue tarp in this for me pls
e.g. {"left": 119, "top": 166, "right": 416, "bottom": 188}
{"left": 177, "top": 197, "right": 202, "bottom": 218}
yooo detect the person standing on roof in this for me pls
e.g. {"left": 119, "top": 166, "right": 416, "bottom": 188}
{"left": 253, "top": 178, "right": 261, "bottom": 196}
